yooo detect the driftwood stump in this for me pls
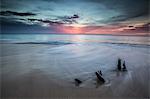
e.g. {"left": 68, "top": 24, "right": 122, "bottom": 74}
{"left": 117, "top": 58, "right": 122, "bottom": 71}
{"left": 95, "top": 72, "right": 105, "bottom": 83}
{"left": 122, "top": 61, "right": 127, "bottom": 71}
{"left": 74, "top": 78, "right": 82, "bottom": 86}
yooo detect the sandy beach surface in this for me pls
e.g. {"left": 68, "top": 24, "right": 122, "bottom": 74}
{"left": 0, "top": 43, "right": 149, "bottom": 99}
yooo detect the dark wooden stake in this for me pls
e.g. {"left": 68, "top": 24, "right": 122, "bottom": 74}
{"left": 98, "top": 70, "right": 102, "bottom": 76}
{"left": 95, "top": 72, "right": 105, "bottom": 83}
{"left": 117, "top": 58, "right": 122, "bottom": 71}
{"left": 122, "top": 61, "right": 127, "bottom": 71}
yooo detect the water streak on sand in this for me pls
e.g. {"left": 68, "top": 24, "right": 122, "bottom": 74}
{"left": 1, "top": 34, "right": 149, "bottom": 98}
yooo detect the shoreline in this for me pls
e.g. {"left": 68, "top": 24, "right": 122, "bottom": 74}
{"left": 1, "top": 33, "right": 149, "bottom": 37}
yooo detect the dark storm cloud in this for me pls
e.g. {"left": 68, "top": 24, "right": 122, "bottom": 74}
{"left": 0, "top": 11, "right": 36, "bottom": 16}
{"left": 0, "top": 18, "right": 56, "bottom": 34}
{"left": 28, "top": 18, "right": 75, "bottom": 25}
{"left": 57, "top": 14, "right": 79, "bottom": 24}
{"left": 57, "top": 14, "right": 79, "bottom": 20}
{"left": 65, "top": 14, "right": 79, "bottom": 19}
{"left": 128, "top": 26, "right": 134, "bottom": 28}
{"left": 27, "top": 14, "right": 79, "bottom": 25}
{"left": 28, "top": 18, "right": 64, "bottom": 25}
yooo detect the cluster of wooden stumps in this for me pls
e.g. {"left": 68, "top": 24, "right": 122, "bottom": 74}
{"left": 74, "top": 58, "right": 127, "bottom": 86}
{"left": 117, "top": 58, "right": 127, "bottom": 71}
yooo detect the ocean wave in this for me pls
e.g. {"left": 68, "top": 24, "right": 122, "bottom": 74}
{"left": 1, "top": 39, "right": 149, "bottom": 48}
{"left": 13, "top": 41, "right": 73, "bottom": 45}
{"left": 99, "top": 42, "right": 150, "bottom": 48}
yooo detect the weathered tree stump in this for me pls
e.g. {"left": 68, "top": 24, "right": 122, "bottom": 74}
{"left": 95, "top": 72, "right": 105, "bottom": 83}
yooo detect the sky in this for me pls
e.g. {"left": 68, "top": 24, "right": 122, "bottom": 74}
{"left": 0, "top": 0, "right": 149, "bottom": 35}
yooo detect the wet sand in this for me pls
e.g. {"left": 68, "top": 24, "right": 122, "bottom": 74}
{"left": 1, "top": 43, "right": 149, "bottom": 99}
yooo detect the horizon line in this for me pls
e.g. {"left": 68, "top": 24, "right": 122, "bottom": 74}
{"left": 0, "top": 33, "right": 149, "bottom": 37}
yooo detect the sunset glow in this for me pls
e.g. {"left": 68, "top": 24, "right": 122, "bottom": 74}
{"left": 62, "top": 26, "right": 83, "bottom": 34}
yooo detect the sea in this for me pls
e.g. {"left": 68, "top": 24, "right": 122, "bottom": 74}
{"left": 0, "top": 34, "right": 149, "bottom": 46}
{"left": 1, "top": 34, "right": 149, "bottom": 88}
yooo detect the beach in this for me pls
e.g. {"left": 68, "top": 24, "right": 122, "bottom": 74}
{"left": 0, "top": 35, "right": 149, "bottom": 99}
{"left": 1, "top": 0, "right": 149, "bottom": 98}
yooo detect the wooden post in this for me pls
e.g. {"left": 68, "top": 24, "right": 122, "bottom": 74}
{"left": 95, "top": 72, "right": 105, "bottom": 83}
{"left": 122, "top": 61, "right": 127, "bottom": 71}
{"left": 117, "top": 58, "right": 122, "bottom": 71}
{"left": 98, "top": 70, "right": 102, "bottom": 76}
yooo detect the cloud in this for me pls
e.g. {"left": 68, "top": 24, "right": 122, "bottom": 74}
{"left": 0, "top": 10, "right": 36, "bottom": 16}
{"left": 28, "top": 18, "right": 64, "bottom": 25}
{"left": 128, "top": 26, "right": 134, "bottom": 28}
{"left": 122, "top": 23, "right": 149, "bottom": 33}
{"left": 65, "top": 14, "right": 79, "bottom": 19}
{"left": 0, "top": 17, "right": 58, "bottom": 34}
{"left": 57, "top": 14, "right": 79, "bottom": 23}
{"left": 27, "top": 14, "right": 79, "bottom": 26}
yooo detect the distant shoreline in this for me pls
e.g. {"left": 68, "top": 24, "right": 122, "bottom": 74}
{"left": 0, "top": 33, "right": 149, "bottom": 37}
